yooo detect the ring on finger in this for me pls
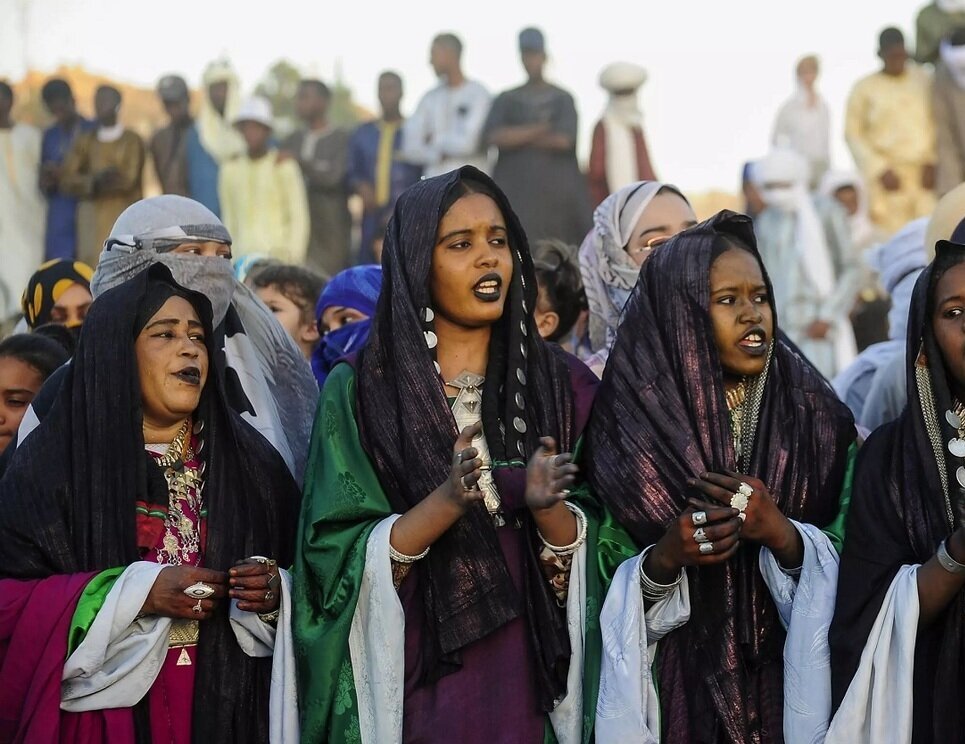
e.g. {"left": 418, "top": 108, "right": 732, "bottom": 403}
{"left": 192, "top": 599, "right": 204, "bottom": 614}
{"left": 264, "top": 590, "right": 274, "bottom": 602}
{"left": 692, "top": 511, "right": 708, "bottom": 527}
{"left": 183, "top": 582, "right": 215, "bottom": 600}
{"left": 461, "top": 474, "right": 476, "bottom": 492}
{"left": 698, "top": 542, "right": 715, "bottom": 555}
{"left": 693, "top": 527, "right": 709, "bottom": 544}
{"left": 731, "top": 481, "right": 753, "bottom": 511}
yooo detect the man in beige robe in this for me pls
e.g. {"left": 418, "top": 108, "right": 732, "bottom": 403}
{"left": 61, "top": 85, "right": 145, "bottom": 265}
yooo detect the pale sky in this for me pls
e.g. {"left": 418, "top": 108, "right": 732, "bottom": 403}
{"left": 0, "top": 0, "right": 924, "bottom": 192}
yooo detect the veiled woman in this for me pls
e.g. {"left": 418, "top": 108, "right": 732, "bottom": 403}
{"left": 0, "top": 264, "right": 300, "bottom": 742}
{"left": 294, "top": 166, "right": 612, "bottom": 743}
{"left": 578, "top": 180, "right": 696, "bottom": 376}
{"left": 829, "top": 239, "right": 965, "bottom": 743}
{"left": 587, "top": 211, "right": 856, "bottom": 743}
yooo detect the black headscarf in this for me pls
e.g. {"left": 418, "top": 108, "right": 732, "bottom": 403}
{"left": 356, "top": 166, "right": 578, "bottom": 709}
{"left": 0, "top": 263, "right": 300, "bottom": 743}
{"left": 587, "top": 211, "right": 854, "bottom": 743}
{"left": 830, "top": 241, "right": 965, "bottom": 743}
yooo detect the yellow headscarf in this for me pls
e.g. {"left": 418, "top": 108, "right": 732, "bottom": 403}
{"left": 21, "top": 259, "right": 94, "bottom": 329}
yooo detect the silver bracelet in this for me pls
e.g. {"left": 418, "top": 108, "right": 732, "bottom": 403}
{"left": 639, "top": 547, "right": 684, "bottom": 602}
{"left": 937, "top": 539, "right": 965, "bottom": 574}
{"left": 389, "top": 543, "right": 430, "bottom": 564}
{"left": 536, "top": 503, "right": 588, "bottom": 556}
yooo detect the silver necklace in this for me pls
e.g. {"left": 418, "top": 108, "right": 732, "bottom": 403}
{"left": 445, "top": 372, "right": 485, "bottom": 415}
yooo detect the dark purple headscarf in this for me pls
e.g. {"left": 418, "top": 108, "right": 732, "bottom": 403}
{"left": 355, "top": 166, "right": 580, "bottom": 710}
{"left": 588, "top": 210, "right": 854, "bottom": 742}
{"left": 831, "top": 240, "right": 965, "bottom": 743}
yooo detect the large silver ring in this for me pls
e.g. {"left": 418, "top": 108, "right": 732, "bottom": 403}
{"left": 693, "top": 528, "right": 709, "bottom": 544}
{"left": 192, "top": 599, "right": 204, "bottom": 613}
{"left": 183, "top": 582, "right": 215, "bottom": 600}
{"left": 692, "top": 511, "right": 708, "bottom": 526}
{"left": 730, "top": 482, "right": 753, "bottom": 512}
{"left": 250, "top": 555, "right": 270, "bottom": 565}
{"left": 698, "top": 542, "right": 715, "bottom": 555}
{"left": 462, "top": 474, "right": 476, "bottom": 492}
{"left": 264, "top": 590, "right": 274, "bottom": 602}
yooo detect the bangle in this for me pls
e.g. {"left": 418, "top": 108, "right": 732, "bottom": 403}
{"left": 937, "top": 538, "right": 965, "bottom": 574}
{"left": 536, "top": 503, "right": 588, "bottom": 556}
{"left": 258, "top": 609, "right": 280, "bottom": 625}
{"left": 389, "top": 543, "right": 430, "bottom": 564}
{"left": 639, "top": 547, "right": 684, "bottom": 602}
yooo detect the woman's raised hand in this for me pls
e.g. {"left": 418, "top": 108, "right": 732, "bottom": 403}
{"left": 440, "top": 422, "right": 487, "bottom": 513}
{"left": 525, "top": 437, "right": 578, "bottom": 512}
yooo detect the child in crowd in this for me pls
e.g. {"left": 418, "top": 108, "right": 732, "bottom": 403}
{"left": 250, "top": 263, "right": 326, "bottom": 360}
{"left": 531, "top": 239, "right": 587, "bottom": 350}
{"left": 0, "top": 332, "right": 71, "bottom": 456}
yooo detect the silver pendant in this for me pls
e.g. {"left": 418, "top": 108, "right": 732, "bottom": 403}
{"left": 957, "top": 466, "right": 965, "bottom": 489}
{"left": 463, "top": 397, "right": 479, "bottom": 414}
{"left": 948, "top": 410, "right": 963, "bottom": 429}
{"left": 950, "top": 438, "right": 965, "bottom": 458}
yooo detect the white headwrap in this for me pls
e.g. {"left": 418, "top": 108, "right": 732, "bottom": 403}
{"left": 938, "top": 0, "right": 965, "bottom": 13}
{"left": 753, "top": 148, "right": 835, "bottom": 298}
{"left": 579, "top": 181, "right": 683, "bottom": 356}
{"left": 198, "top": 60, "right": 245, "bottom": 163}
{"left": 599, "top": 62, "right": 648, "bottom": 194}
{"left": 820, "top": 170, "right": 876, "bottom": 252}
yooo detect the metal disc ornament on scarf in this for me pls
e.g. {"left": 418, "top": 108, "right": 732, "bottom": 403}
{"left": 950, "top": 437, "right": 965, "bottom": 459}
{"left": 948, "top": 409, "right": 964, "bottom": 430}
{"left": 958, "top": 466, "right": 965, "bottom": 490}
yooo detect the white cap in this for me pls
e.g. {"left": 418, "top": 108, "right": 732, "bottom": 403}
{"left": 233, "top": 96, "right": 273, "bottom": 129}
{"left": 599, "top": 62, "right": 647, "bottom": 93}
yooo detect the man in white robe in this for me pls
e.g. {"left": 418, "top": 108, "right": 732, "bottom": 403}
{"left": 0, "top": 81, "right": 47, "bottom": 319}
{"left": 752, "top": 148, "right": 860, "bottom": 378}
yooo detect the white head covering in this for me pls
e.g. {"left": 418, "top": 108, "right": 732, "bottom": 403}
{"left": 579, "top": 181, "right": 685, "bottom": 359}
{"left": 599, "top": 62, "right": 648, "bottom": 93}
{"left": 198, "top": 59, "right": 245, "bottom": 163}
{"left": 753, "top": 148, "right": 835, "bottom": 297}
{"left": 938, "top": 0, "right": 965, "bottom": 12}
{"left": 598, "top": 63, "right": 648, "bottom": 195}
{"left": 95, "top": 195, "right": 235, "bottom": 325}
{"left": 233, "top": 96, "right": 274, "bottom": 129}
{"left": 820, "top": 170, "right": 876, "bottom": 251}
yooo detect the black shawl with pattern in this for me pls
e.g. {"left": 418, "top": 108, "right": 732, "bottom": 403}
{"left": 356, "top": 166, "right": 579, "bottom": 710}
{"left": 830, "top": 240, "right": 965, "bottom": 743}
{"left": 588, "top": 211, "right": 854, "bottom": 743}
